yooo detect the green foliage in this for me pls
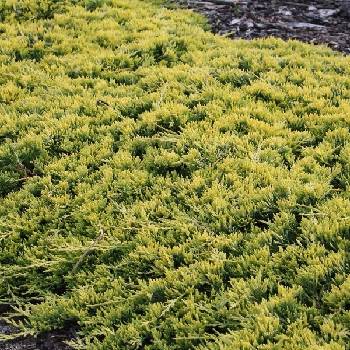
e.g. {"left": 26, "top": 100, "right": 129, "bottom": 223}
{"left": 0, "top": 0, "right": 350, "bottom": 349}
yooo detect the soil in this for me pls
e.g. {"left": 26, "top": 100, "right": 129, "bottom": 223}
{"left": 0, "top": 322, "right": 76, "bottom": 350}
{"left": 171, "top": 0, "right": 350, "bottom": 54}
{"left": 0, "top": 305, "right": 76, "bottom": 350}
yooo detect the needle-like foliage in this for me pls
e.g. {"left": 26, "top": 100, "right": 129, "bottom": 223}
{"left": 0, "top": 0, "right": 350, "bottom": 349}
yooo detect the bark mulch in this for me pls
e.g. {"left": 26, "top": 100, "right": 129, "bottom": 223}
{"left": 0, "top": 304, "right": 75, "bottom": 350}
{"left": 171, "top": 0, "right": 350, "bottom": 54}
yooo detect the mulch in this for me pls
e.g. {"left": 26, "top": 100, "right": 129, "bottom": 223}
{"left": 0, "top": 321, "right": 76, "bottom": 350}
{"left": 0, "top": 304, "right": 75, "bottom": 350}
{"left": 172, "top": 0, "right": 350, "bottom": 54}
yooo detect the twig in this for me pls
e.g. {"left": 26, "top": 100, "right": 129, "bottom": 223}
{"left": 86, "top": 299, "right": 123, "bottom": 308}
{"left": 174, "top": 335, "right": 216, "bottom": 340}
{"left": 71, "top": 228, "right": 105, "bottom": 275}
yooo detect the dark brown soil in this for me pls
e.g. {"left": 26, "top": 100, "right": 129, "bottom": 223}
{"left": 0, "top": 304, "right": 76, "bottom": 350}
{"left": 171, "top": 0, "right": 350, "bottom": 54}
{"left": 0, "top": 322, "right": 76, "bottom": 350}
{"left": 0, "top": 327, "right": 77, "bottom": 350}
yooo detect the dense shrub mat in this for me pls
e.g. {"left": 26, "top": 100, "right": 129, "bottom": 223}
{"left": 1, "top": 0, "right": 350, "bottom": 349}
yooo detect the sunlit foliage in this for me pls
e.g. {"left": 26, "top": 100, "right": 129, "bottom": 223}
{"left": 0, "top": 0, "right": 350, "bottom": 349}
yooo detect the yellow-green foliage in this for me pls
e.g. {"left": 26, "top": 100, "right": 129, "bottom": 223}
{"left": 1, "top": 0, "right": 350, "bottom": 349}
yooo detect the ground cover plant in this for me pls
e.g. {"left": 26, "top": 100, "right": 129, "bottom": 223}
{"left": 0, "top": 0, "right": 350, "bottom": 349}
